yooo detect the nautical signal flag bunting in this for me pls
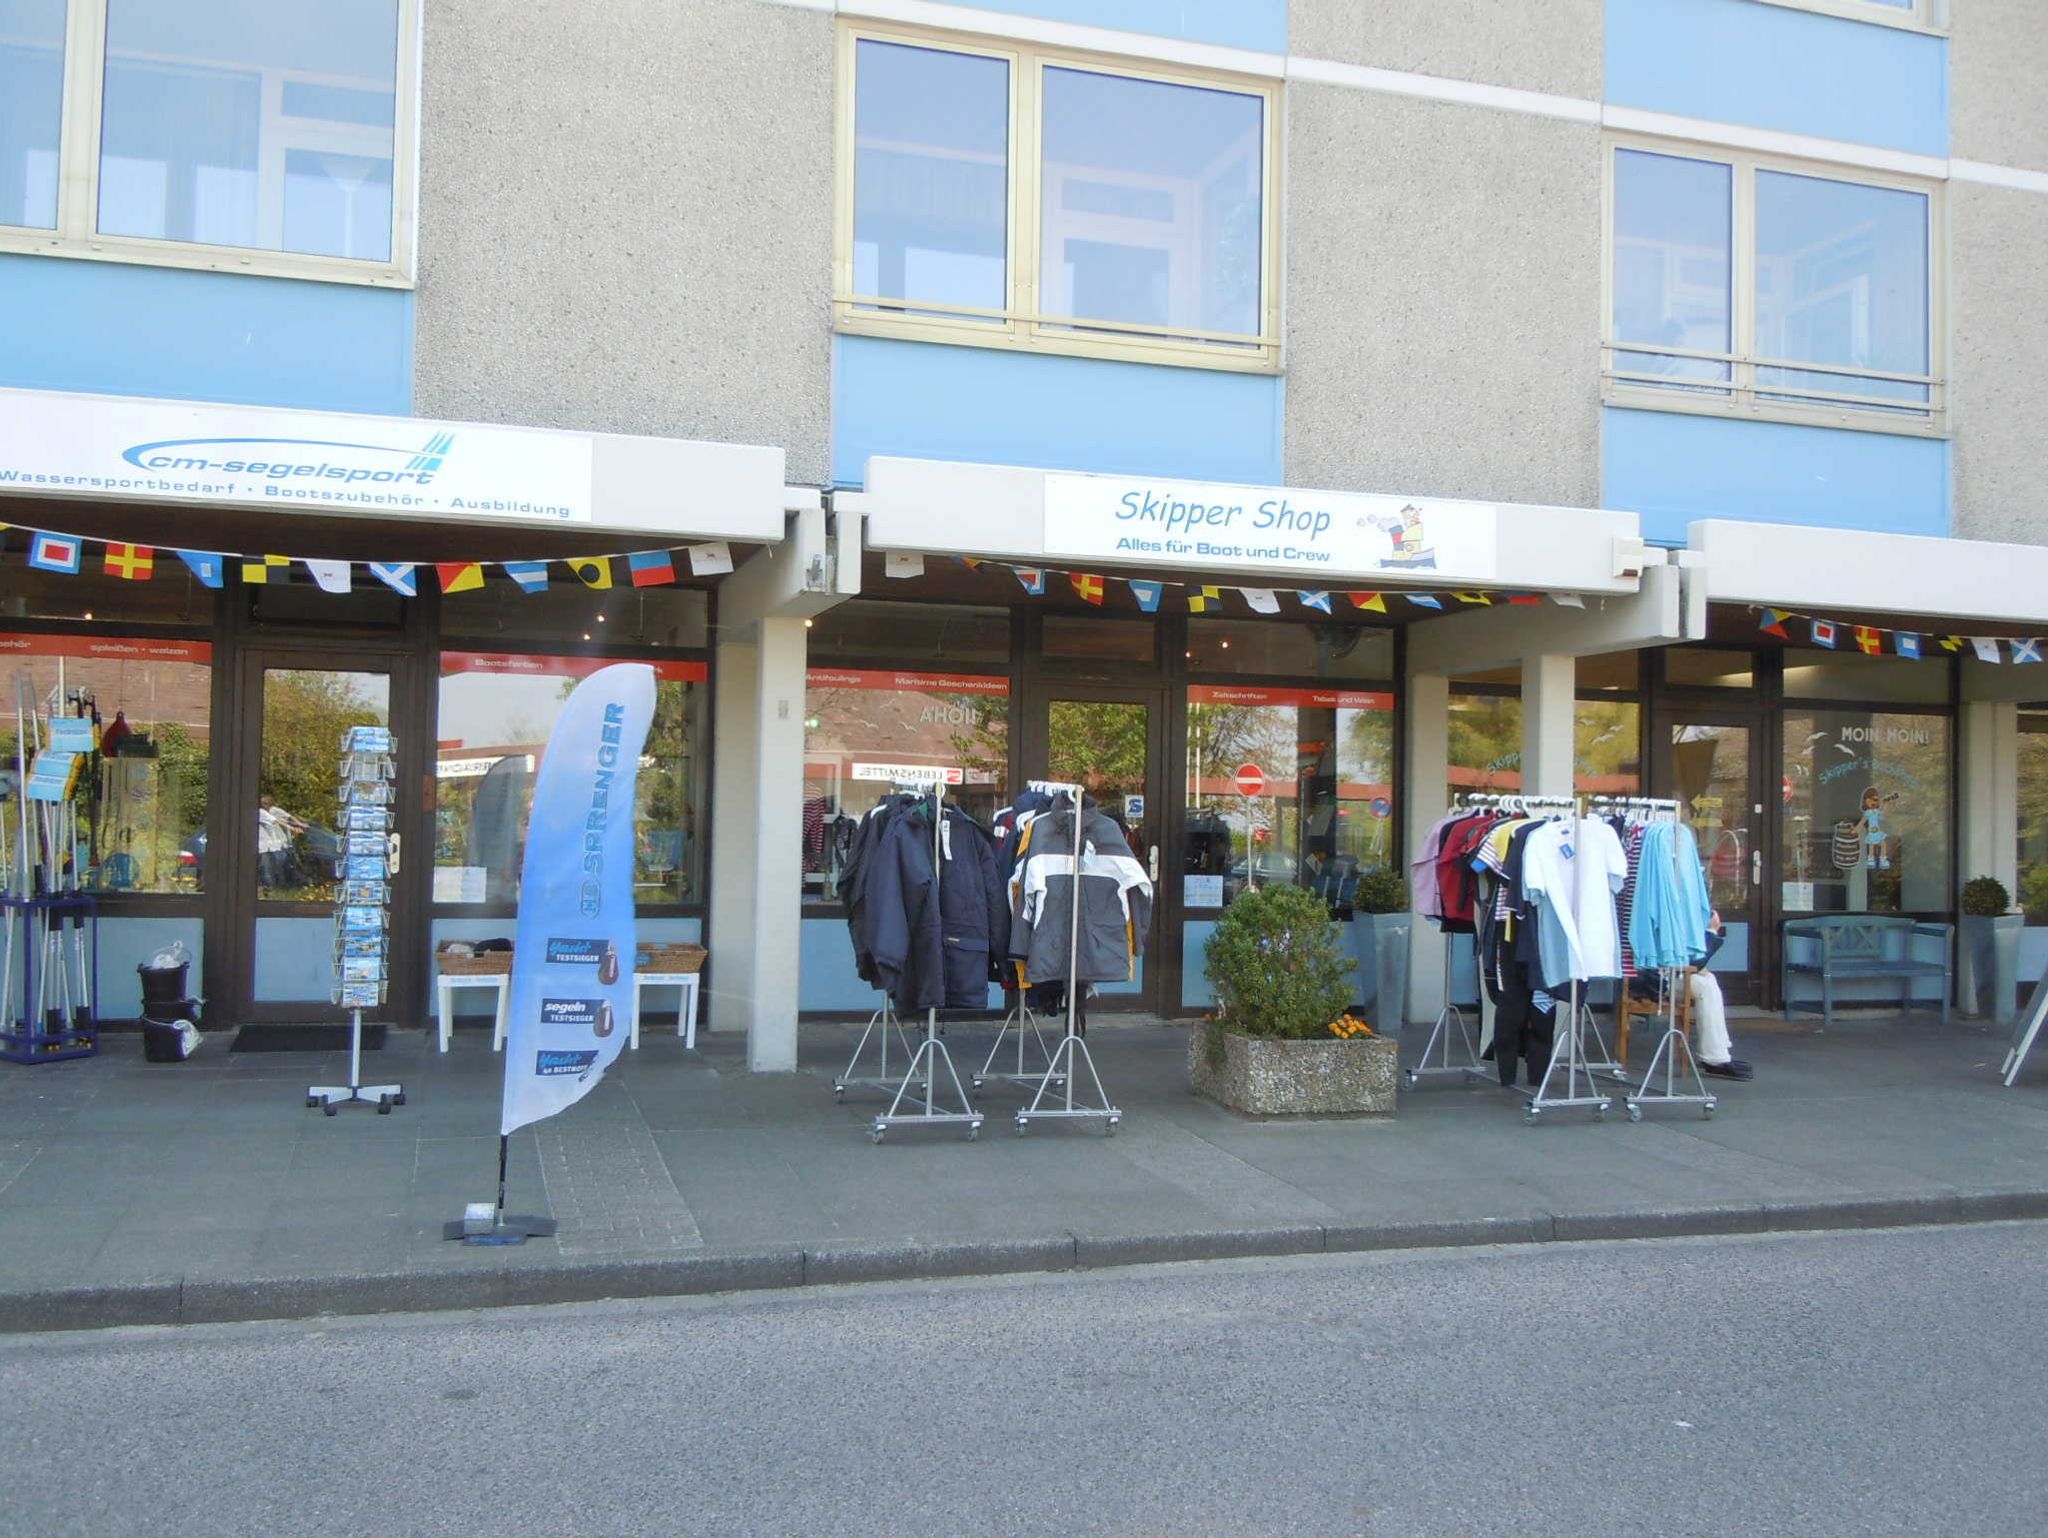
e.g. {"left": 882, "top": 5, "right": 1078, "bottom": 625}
{"left": 103, "top": 543, "right": 153, "bottom": 581}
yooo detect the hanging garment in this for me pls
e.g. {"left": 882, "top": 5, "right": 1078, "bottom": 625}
{"left": 1010, "top": 792, "right": 1153, "bottom": 986}
{"left": 1519, "top": 816, "right": 1629, "bottom": 990}
{"left": 843, "top": 795, "right": 1009, "bottom": 1011}
{"left": 1627, "top": 822, "right": 1713, "bottom": 970}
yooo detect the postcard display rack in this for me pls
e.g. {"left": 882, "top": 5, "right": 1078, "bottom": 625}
{"left": 308, "top": 726, "right": 405, "bottom": 1114}
{"left": 2, "top": 679, "right": 98, "bottom": 1064}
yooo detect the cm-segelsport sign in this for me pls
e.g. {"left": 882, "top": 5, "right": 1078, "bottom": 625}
{"left": 1042, "top": 471, "right": 1497, "bottom": 584}
{"left": 0, "top": 388, "right": 594, "bottom": 524}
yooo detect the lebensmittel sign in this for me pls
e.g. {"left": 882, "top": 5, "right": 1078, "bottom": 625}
{"left": 0, "top": 388, "right": 594, "bottom": 524}
{"left": 1042, "top": 471, "right": 1498, "bottom": 584}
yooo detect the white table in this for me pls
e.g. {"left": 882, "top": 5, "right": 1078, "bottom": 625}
{"left": 631, "top": 971, "right": 701, "bottom": 1050}
{"left": 436, "top": 972, "right": 511, "bottom": 1052}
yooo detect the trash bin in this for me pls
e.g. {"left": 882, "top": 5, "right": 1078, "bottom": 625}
{"left": 139, "top": 962, "right": 191, "bottom": 1009}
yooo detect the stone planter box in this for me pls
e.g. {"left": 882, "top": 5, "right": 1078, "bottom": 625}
{"left": 1188, "top": 1028, "right": 1398, "bottom": 1116}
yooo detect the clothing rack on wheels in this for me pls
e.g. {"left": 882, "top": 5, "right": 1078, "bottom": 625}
{"left": 1406, "top": 791, "right": 1518, "bottom": 1091}
{"left": 1016, "top": 779, "right": 1119, "bottom": 1135}
{"left": 870, "top": 773, "right": 982, "bottom": 1143}
{"left": 973, "top": 779, "right": 1067, "bottom": 1094}
{"left": 1517, "top": 793, "right": 1614, "bottom": 1124}
{"left": 834, "top": 775, "right": 934, "bottom": 1105}
{"left": 1596, "top": 795, "right": 1718, "bottom": 1122}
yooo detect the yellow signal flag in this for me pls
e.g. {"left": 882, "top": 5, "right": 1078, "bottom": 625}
{"left": 569, "top": 557, "right": 614, "bottom": 590}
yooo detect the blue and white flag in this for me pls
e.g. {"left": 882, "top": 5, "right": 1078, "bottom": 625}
{"left": 1295, "top": 591, "right": 1332, "bottom": 614}
{"left": 2014, "top": 638, "right": 2044, "bottom": 665}
{"left": 177, "top": 550, "right": 225, "bottom": 588}
{"left": 368, "top": 561, "right": 417, "bottom": 596}
{"left": 1128, "top": 579, "right": 1163, "bottom": 613}
{"left": 503, "top": 561, "right": 549, "bottom": 594}
{"left": 501, "top": 663, "right": 657, "bottom": 1137}
{"left": 28, "top": 533, "right": 79, "bottom": 573}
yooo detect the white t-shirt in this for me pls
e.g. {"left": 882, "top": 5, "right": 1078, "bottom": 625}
{"left": 1520, "top": 817, "right": 1629, "bottom": 983}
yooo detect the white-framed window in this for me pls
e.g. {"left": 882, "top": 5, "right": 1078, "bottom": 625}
{"left": 1603, "top": 138, "right": 1943, "bottom": 435}
{"left": 0, "top": 0, "right": 417, "bottom": 286}
{"left": 834, "top": 23, "right": 1279, "bottom": 373}
{"left": 1749, "top": 0, "right": 1946, "bottom": 36}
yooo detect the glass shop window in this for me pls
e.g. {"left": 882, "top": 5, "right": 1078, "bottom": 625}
{"left": 2017, "top": 711, "right": 2048, "bottom": 924}
{"left": 1781, "top": 709, "right": 1951, "bottom": 915}
{"left": 1183, "top": 685, "right": 1396, "bottom": 914}
{"left": 806, "top": 601, "right": 1010, "bottom": 667}
{"left": 434, "top": 653, "right": 709, "bottom": 906}
{"left": 441, "top": 575, "right": 709, "bottom": 649}
{"left": 0, "top": 634, "right": 212, "bottom": 895}
{"left": 1185, "top": 619, "right": 1393, "bottom": 680}
{"left": 801, "top": 667, "right": 1010, "bottom": 903}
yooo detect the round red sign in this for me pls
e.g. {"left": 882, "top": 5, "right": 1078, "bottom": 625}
{"left": 1234, "top": 763, "right": 1265, "bottom": 797}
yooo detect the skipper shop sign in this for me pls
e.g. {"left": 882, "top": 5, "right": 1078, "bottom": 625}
{"left": 1043, "top": 472, "right": 1497, "bottom": 584}
{"left": 0, "top": 388, "right": 594, "bottom": 524}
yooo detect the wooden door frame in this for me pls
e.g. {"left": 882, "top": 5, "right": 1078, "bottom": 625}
{"left": 1649, "top": 703, "right": 1771, "bottom": 1006}
{"left": 1019, "top": 680, "right": 1169, "bottom": 1015}
{"left": 223, "top": 645, "right": 426, "bottom": 1027}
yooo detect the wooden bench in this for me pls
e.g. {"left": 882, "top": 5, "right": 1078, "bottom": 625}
{"left": 1781, "top": 915, "right": 1952, "bottom": 1028}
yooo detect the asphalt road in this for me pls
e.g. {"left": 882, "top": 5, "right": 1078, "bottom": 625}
{"left": 5, "top": 1223, "right": 2046, "bottom": 1537}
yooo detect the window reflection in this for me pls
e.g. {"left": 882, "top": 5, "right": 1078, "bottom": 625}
{"left": 1184, "top": 686, "right": 1395, "bottom": 913}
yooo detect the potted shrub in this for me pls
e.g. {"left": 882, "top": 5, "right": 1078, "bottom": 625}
{"left": 1190, "top": 882, "right": 1398, "bottom": 1115}
{"left": 1349, "top": 866, "right": 1411, "bottom": 1028}
{"left": 1959, "top": 876, "right": 2022, "bottom": 1024}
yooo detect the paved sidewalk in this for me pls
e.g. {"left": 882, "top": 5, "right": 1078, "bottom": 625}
{"left": 3, "top": 1007, "right": 2046, "bottom": 1331}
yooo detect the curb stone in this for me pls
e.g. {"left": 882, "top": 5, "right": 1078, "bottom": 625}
{"left": 4, "top": 1193, "right": 2046, "bottom": 1335}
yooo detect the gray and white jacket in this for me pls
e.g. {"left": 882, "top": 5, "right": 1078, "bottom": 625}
{"left": 1008, "top": 795, "right": 1153, "bottom": 986}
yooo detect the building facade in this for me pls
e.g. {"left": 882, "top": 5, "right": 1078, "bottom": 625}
{"left": 4, "top": 0, "right": 2047, "bottom": 1068}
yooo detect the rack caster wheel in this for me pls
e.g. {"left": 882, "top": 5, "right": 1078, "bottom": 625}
{"left": 965, "top": 1128, "right": 978, "bottom": 1142}
{"left": 1105, "top": 1116, "right": 1120, "bottom": 1136}
{"left": 1015, "top": 1117, "right": 1029, "bottom": 1135}
{"left": 833, "top": 1087, "right": 845, "bottom": 1103}
{"left": 1627, "top": 1105, "right": 1643, "bottom": 1123}
{"left": 1595, "top": 1104, "right": 1609, "bottom": 1120}
{"left": 868, "top": 1128, "right": 884, "bottom": 1145}
{"left": 1524, "top": 1106, "right": 1541, "bottom": 1123}
{"left": 392, "top": 1092, "right": 406, "bottom": 1107}
{"left": 376, "top": 1097, "right": 393, "bottom": 1114}
{"left": 1403, "top": 1069, "right": 1418, "bottom": 1089}
{"left": 1702, "top": 1104, "right": 1716, "bottom": 1120}
{"left": 323, "top": 1102, "right": 339, "bottom": 1117}
{"left": 305, "top": 1095, "right": 319, "bottom": 1109}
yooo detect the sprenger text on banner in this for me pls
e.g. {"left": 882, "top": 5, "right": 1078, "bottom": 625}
{"left": 500, "top": 663, "right": 658, "bottom": 1138}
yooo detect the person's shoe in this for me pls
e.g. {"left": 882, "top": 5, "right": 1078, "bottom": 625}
{"left": 1702, "top": 1058, "right": 1753, "bottom": 1081}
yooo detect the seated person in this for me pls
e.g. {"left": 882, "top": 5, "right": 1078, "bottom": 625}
{"left": 1629, "top": 911, "right": 1753, "bottom": 1081}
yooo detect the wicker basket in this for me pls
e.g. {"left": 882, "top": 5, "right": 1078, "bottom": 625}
{"left": 636, "top": 943, "right": 706, "bottom": 974}
{"left": 437, "top": 943, "right": 513, "bottom": 976}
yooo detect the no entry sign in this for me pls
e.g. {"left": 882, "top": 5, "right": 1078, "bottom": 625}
{"left": 1234, "top": 763, "right": 1265, "bottom": 797}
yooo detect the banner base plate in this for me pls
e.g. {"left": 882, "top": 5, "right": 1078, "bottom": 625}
{"left": 442, "top": 1212, "right": 558, "bottom": 1245}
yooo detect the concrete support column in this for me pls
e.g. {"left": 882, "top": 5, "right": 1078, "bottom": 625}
{"left": 1520, "top": 652, "right": 1577, "bottom": 798}
{"left": 1403, "top": 671, "right": 1450, "bottom": 1027}
{"left": 704, "top": 499, "right": 858, "bottom": 1072}
{"left": 708, "top": 616, "right": 809, "bottom": 1071}
{"left": 1959, "top": 699, "right": 2020, "bottom": 899}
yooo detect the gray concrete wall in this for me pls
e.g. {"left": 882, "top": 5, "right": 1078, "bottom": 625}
{"left": 1951, "top": 181, "right": 2048, "bottom": 546}
{"left": 1290, "top": 0, "right": 1602, "bottom": 100}
{"left": 1283, "top": 85, "right": 1603, "bottom": 507}
{"left": 1951, "top": 0, "right": 2048, "bottom": 173}
{"left": 412, "top": 0, "right": 834, "bottom": 485}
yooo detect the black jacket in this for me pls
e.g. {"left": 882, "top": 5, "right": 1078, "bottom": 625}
{"left": 847, "top": 795, "right": 1009, "bottom": 1011}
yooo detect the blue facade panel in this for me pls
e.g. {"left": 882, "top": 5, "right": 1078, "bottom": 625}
{"left": 1601, "top": 407, "right": 1950, "bottom": 544}
{"left": 933, "top": 0, "right": 1285, "bottom": 53}
{"left": 1605, "top": 0, "right": 1946, "bottom": 158}
{"left": 0, "top": 254, "right": 413, "bottom": 415}
{"left": 833, "top": 336, "right": 1284, "bottom": 488}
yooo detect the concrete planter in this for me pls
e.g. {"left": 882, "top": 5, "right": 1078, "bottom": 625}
{"left": 1188, "top": 1028, "right": 1399, "bottom": 1117}
{"left": 1351, "top": 911, "right": 1412, "bottom": 1028}
{"left": 1960, "top": 913, "right": 2024, "bottom": 1024}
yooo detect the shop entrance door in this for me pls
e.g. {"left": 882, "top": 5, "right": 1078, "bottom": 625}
{"left": 1655, "top": 714, "right": 1765, "bottom": 1005}
{"left": 1023, "top": 688, "right": 1164, "bottom": 1014}
{"left": 223, "top": 650, "right": 421, "bottom": 1028}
